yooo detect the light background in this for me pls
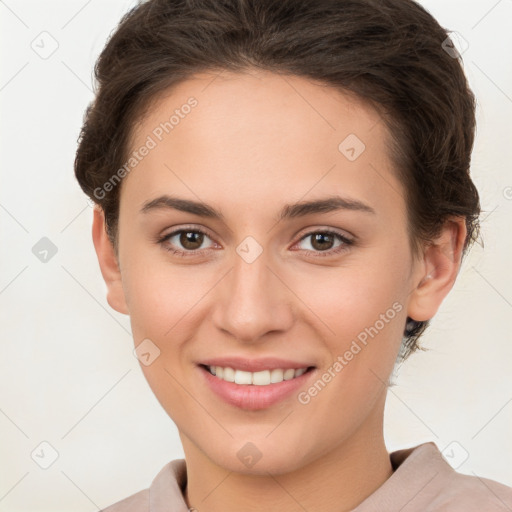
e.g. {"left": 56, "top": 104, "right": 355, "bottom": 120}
{"left": 0, "top": 0, "right": 511, "bottom": 510}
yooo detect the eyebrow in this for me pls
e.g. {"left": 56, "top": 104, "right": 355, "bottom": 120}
{"left": 141, "top": 194, "right": 376, "bottom": 221}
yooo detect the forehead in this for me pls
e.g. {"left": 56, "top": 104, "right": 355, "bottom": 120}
{"left": 124, "top": 69, "right": 406, "bottom": 222}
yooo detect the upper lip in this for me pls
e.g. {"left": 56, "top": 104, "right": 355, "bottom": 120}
{"left": 199, "top": 357, "right": 316, "bottom": 373}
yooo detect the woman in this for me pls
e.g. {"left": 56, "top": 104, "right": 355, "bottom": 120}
{"left": 74, "top": 0, "right": 512, "bottom": 510}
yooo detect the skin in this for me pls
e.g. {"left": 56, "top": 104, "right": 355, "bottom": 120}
{"left": 92, "top": 69, "right": 466, "bottom": 512}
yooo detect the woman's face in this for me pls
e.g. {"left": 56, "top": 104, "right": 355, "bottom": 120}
{"left": 99, "top": 69, "right": 435, "bottom": 474}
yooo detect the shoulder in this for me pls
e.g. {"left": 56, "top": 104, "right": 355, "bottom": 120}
{"left": 390, "top": 442, "right": 512, "bottom": 511}
{"left": 428, "top": 469, "right": 512, "bottom": 511}
{"left": 96, "top": 458, "right": 187, "bottom": 512}
{"left": 99, "top": 488, "right": 149, "bottom": 512}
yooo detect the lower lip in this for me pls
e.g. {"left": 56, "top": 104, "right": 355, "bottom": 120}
{"left": 198, "top": 365, "right": 316, "bottom": 410}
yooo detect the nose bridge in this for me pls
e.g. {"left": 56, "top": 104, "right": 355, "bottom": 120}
{"left": 212, "top": 238, "right": 293, "bottom": 342}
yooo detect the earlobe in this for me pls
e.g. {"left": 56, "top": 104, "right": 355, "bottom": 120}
{"left": 91, "top": 207, "right": 129, "bottom": 315}
{"left": 407, "top": 217, "right": 467, "bottom": 323}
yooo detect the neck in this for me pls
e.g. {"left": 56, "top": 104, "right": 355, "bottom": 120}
{"left": 181, "top": 398, "right": 393, "bottom": 512}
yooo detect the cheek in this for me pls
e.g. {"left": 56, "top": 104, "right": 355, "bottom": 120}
{"left": 120, "top": 241, "right": 224, "bottom": 355}
{"left": 124, "top": 266, "right": 207, "bottom": 340}
{"left": 295, "top": 270, "right": 406, "bottom": 427}
{"left": 291, "top": 260, "right": 406, "bottom": 339}
{"left": 121, "top": 259, "right": 211, "bottom": 419}
{"left": 287, "top": 254, "right": 409, "bottom": 392}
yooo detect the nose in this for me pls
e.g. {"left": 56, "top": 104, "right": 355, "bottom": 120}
{"left": 211, "top": 248, "right": 295, "bottom": 343}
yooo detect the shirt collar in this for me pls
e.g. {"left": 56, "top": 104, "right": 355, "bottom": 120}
{"left": 149, "top": 458, "right": 189, "bottom": 512}
{"left": 351, "top": 441, "right": 454, "bottom": 511}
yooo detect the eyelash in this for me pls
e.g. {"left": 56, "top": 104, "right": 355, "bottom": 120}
{"left": 157, "top": 226, "right": 354, "bottom": 259}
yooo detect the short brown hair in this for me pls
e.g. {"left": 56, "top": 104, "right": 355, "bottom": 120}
{"left": 74, "top": 0, "right": 481, "bottom": 362}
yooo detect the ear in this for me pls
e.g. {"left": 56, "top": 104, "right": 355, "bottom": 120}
{"left": 91, "top": 207, "right": 129, "bottom": 315}
{"left": 407, "top": 217, "right": 467, "bottom": 322}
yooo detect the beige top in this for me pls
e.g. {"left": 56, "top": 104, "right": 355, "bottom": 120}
{"left": 100, "top": 442, "right": 512, "bottom": 511}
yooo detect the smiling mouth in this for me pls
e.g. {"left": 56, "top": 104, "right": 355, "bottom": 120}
{"left": 200, "top": 364, "right": 315, "bottom": 386}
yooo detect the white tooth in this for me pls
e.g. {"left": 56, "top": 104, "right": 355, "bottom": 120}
{"left": 252, "top": 370, "right": 271, "bottom": 385}
{"left": 270, "top": 368, "right": 284, "bottom": 383}
{"left": 234, "top": 370, "right": 252, "bottom": 385}
{"left": 283, "top": 369, "right": 295, "bottom": 380}
{"left": 210, "top": 366, "right": 309, "bottom": 385}
{"left": 223, "top": 366, "right": 235, "bottom": 382}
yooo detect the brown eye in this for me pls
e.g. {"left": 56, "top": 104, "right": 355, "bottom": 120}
{"left": 310, "top": 232, "right": 335, "bottom": 251}
{"left": 178, "top": 231, "right": 205, "bottom": 250}
{"left": 159, "top": 228, "right": 215, "bottom": 256}
{"left": 295, "top": 230, "right": 354, "bottom": 257}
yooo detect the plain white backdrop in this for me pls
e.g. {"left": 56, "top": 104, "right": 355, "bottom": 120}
{"left": 0, "top": 0, "right": 511, "bottom": 510}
